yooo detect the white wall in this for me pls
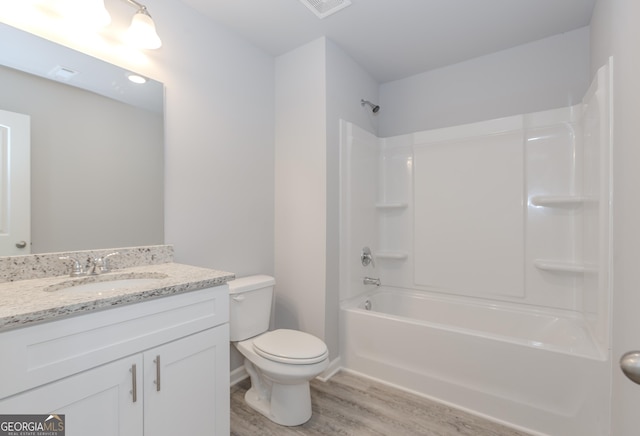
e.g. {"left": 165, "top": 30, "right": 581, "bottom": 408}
{"left": 379, "top": 26, "right": 591, "bottom": 137}
{"left": 0, "top": 0, "right": 276, "bottom": 277}
{"left": 274, "top": 38, "right": 327, "bottom": 344}
{"left": 591, "top": 0, "right": 640, "bottom": 433}
{"left": 158, "top": 5, "right": 275, "bottom": 277}
{"left": 325, "top": 39, "right": 379, "bottom": 359}
{"left": 273, "top": 37, "right": 378, "bottom": 360}
{"left": 342, "top": 98, "right": 611, "bottom": 323}
{"left": 590, "top": 1, "right": 613, "bottom": 76}
{"left": 339, "top": 122, "right": 385, "bottom": 302}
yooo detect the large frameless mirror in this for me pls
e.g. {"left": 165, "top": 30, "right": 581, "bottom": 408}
{"left": 0, "top": 23, "right": 164, "bottom": 256}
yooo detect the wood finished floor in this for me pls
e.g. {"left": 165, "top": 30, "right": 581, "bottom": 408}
{"left": 230, "top": 371, "right": 532, "bottom": 436}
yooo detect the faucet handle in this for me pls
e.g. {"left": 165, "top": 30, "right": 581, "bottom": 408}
{"left": 59, "top": 256, "right": 85, "bottom": 277}
{"left": 361, "top": 247, "right": 375, "bottom": 268}
{"left": 96, "top": 252, "right": 120, "bottom": 273}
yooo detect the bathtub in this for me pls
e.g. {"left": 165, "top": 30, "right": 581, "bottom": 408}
{"left": 340, "top": 287, "right": 610, "bottom": 436}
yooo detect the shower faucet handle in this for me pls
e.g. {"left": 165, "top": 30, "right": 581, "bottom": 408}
{"left": 361, "top": 247, "right": 375, "bottom": 267}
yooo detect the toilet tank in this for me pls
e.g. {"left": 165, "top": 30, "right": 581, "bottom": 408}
{"left": 228, "top": 275, "right": 276, "bottom": 341}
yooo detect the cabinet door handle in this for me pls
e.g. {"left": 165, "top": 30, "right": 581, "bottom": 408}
{"left": 130, "top": 364, "right": 137, "bottom": 403}
{"left": 154, "top": 355, "right": 161, "bottom": 391}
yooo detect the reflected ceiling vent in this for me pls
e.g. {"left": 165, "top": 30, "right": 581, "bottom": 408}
{"left": 47, "top": 65, "right": 79, "bottom": 82}
{"left": 299, "top": 0, "right": 352, "bottom": 19}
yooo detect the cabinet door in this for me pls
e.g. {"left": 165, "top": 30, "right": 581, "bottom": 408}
{"left": 0, "top": 355, "right": 143, "bottom": 436}
{"left": 144, "top": 326, "right": 230, "bottom": 436}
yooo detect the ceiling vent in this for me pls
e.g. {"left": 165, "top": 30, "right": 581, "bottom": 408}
{"left": 47, "top": 65, "right": 78, "bottom": 82}
{"left": 299, "top": 0, "right": 352, "bottom": 19}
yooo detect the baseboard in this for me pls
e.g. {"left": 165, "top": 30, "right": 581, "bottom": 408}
{"left": 230, "top": 366, "right": 249, "bottom": 387}
{"left": 230, "top": 356, "right": 342, "bottom": 386}
{"left": 317, "top": 356, "right": 341, "bottom": 382}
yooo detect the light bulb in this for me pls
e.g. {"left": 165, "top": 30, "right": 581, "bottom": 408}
{"left": 125, "top": 9, "right": 162, "bottom": 49}
{"left": 56, "top": 0, "right": 111, "bottom": 28}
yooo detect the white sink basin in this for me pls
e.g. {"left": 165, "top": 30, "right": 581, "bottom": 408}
{"left": 46, "top": 273, "right": 168, "bottom": 293}
{"left": 62, "top": 278, "right": 162, "bottom": 293}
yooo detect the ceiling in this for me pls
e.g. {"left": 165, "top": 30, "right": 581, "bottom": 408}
{"left": 179, "top": 0, "right": 596, "bottom": 83}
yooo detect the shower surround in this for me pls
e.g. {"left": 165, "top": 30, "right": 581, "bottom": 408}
{"left": 339, "top": 61, "right": 612, "bottom": 435}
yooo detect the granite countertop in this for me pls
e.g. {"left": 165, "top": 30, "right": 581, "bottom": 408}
{"left": 0, "top": 262, "right": 235, "bottom": 332}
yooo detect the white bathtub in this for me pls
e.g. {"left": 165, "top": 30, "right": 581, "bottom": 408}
{"left": 340, "top": 287, "right": 610, "bottom": 436}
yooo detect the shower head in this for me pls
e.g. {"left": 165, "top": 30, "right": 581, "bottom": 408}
{"left": 361, "top": 99, "right": 380, "bottom": 114}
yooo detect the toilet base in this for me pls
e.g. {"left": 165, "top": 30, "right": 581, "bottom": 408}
{"left": 244, "top": 375, "right": 312, "bottom": 426}
{"left": 235, "top": 338, "right": 328, "bottom": 427}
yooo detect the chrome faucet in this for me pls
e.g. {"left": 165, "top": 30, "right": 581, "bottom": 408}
{"left": 93, "top": 252, "right": 120, "bottom": 274}
{"left": 59, "top": 252, "right": 119, "bottom": 277}
{"left": 363, "top": 277, "right": 380, "bottom": 286}
{"left": 59, "top": 256, "right": 86, "bottom": 277}
{"left": 86, "top": 258, "right": 98, "bottom": 276}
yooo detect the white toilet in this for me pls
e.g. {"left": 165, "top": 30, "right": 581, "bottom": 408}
{"left": 229, "top": 275, "right": 329, "bottom": 426}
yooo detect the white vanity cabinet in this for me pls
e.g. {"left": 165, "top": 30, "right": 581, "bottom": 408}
{"left": 1, "top": 353, "right": 144, "bottom": 436}
{"left": 143, "top": 326, "right": 229, "bottom": 436}
{"left": 0, "top": 286, "right": 230, "bottom": 436}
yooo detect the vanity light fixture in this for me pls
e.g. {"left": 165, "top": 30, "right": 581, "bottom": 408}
{"left": 124, "top": 0, "right": 162, "bottom": 50}
{"left": 54, "top": 0, "right": 112, "bottom": 28}
{"left": 87, "top": 0, "right": 111, "bottom": 27}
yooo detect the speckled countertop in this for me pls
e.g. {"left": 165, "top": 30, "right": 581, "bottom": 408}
{"left": 0, "top": 245, "right": 235, "bottom": 332}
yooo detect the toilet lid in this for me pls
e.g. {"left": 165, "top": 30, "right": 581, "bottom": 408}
{"left": 253, "top": 329, "right": 328, "bottom": 364}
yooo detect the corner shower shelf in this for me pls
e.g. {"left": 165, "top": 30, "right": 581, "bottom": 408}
{"left": 534, "top": 259, "right": 596, "bottom": 274}
{"left": 530, "top": 195, "right": 596, "bottom": 207}
{"left": 375, "top": 202, "right": 408, "bottom": 210}
{"left": 374, "top": 251, "right": 408, "bottom": 260}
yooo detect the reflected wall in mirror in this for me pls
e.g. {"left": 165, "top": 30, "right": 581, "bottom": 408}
{"left": 0, "top": 24, "right": 164, "bottom": 256}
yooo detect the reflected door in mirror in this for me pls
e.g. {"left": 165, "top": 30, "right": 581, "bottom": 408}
{"left": 0, "top": 109, "right": 30, "bottom": 255}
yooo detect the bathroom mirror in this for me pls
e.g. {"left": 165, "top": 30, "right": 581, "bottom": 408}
{"left": 0, "top": 24, "right": 164, "bottom": 256}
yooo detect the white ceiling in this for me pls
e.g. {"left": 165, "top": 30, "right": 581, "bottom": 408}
{"left": 179, "top": 0, "right": 596, "bottom": 83}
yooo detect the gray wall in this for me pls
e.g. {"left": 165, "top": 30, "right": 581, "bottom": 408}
{"left": 379, "top": 26, "right": 591, "bottom": 136}
{"left": 273, "top": 37, "right": 379, "bottom": 364}
{"left": 157, "top": 3, "right": 275, "bottom": 278}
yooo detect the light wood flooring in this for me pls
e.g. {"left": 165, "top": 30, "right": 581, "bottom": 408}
{"left": 230, "top": 371, "right": 532, "bottom": 436}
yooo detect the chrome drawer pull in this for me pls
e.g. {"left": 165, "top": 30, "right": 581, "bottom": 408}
{"left": 154, "top": 355, "right": 161, "bottom": 391}
{"left": 130, "top": 364, "right": 137, "bottom": 403}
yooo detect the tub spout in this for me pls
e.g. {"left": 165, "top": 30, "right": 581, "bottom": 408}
{"left": 363, "top": 277, "right": 380, "bottom": 286}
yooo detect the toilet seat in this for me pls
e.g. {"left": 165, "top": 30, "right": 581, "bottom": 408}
{"left": 253, "top": 329, "right": 328, "bottom": 365}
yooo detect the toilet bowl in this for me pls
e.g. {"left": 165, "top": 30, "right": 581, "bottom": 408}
{"left": 234, "top": 329, "right": 329, "bottom": 425}
{"left": 229, "top": 275, "right": 329, "bottom": 426}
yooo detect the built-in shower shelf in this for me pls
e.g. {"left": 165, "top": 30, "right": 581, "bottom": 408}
{"left": 534, "top": 259, "right": 597, "bottom": 273}
{"left": 530, "top": 195, "right": 596, "bottom": 207}
{"left": 374, "top": 251, "right": 408, "bottom": 260}
{"left": 375, "top": 202, "right": 408, "bottom": 210}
